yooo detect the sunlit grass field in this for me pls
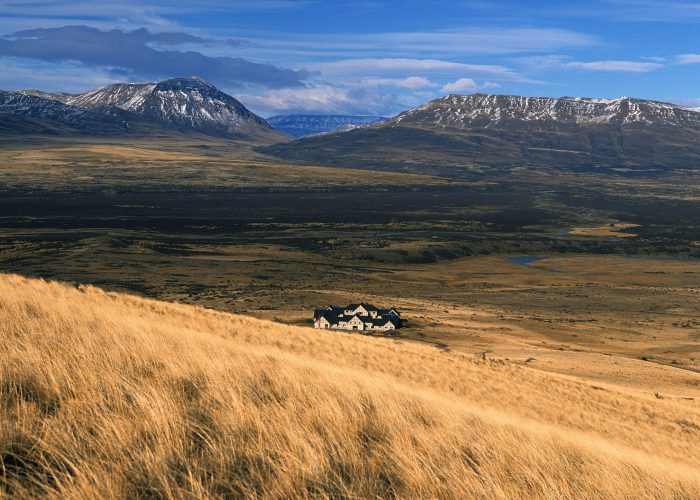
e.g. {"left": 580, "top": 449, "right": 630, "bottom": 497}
{"left": 1, "top": 273, "right": 699, "bottom": 498}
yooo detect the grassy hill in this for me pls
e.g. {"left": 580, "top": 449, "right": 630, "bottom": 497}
{"left": 1, "top": 274, "right": 699, "bottom": 498}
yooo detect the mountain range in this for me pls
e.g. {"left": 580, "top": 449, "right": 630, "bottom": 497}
{"left": 261, "top": 94, "right": 700, "bottom": 175}
{"left": 266, "top": 114, "right": 387, "bottom": 137}
{"left": 0, "top": 77, "right": 283, "bottom": 141}
{"left": 3, "top": 77, "right": 700, "bottom": 174}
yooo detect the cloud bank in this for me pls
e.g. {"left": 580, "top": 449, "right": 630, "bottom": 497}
{"left": 0, "top": 26, "right": 309, "bottom": 89}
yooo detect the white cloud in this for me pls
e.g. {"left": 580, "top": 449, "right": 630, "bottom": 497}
{"left": 676, "top": 54, "right": 700, "bottom": 65}
{"left": 516, "top": 54, "right": 569, "bottom": 70}
{"left": 544, "top": 0, "right": 700, "bottom": 23}
{"left": 235, "top": 85, "right": 397, "bottom": 116}
{"left": 563, "top": 60, "right": 663, "bottom": 72}
{"left": 518, "top": 55, "right": 664, "bottom": 73}
{"left": 361, "top": 76, "right": 437, "bottom": 90}
{"left": 442, "top": 78, "right": 479, "bottom": 93}
{"left": 311, "top": 58, "right": 534, "bottom": 83}
{"left": 243, "top": 27, "right": 599, "bottom": 61}
{"left": 643, "top": 56, "right": 667, "bottom": 63}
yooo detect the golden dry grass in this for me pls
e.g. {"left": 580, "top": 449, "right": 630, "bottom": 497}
{"left": 569, "top": 223, "right": 640, "bottom": 238}
{"left": 1, "top": 273, "right": 699, "bottom": 498}
{"left": 0, "top": 142, "right": 456, "bottom": 191}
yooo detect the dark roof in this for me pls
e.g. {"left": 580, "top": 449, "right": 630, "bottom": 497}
{"left": 378, "top": 308, "right": 400, "bottom": 317}
{"left": 377, "top": 316, "right": 399, "bottom": 326}
{"left": 315, "top": 305, "right": 342, "bottom": 312}
{"left": 314, "top": 306, "right": 343, "bottom": 321}
{"left": 361, "top": 316, "right": 399, "bottom": 327}
{"left": 345, "top": 303, "right": 379, "bottom": 311}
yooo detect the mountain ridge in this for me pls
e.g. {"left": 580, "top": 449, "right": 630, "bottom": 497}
{"left": 394, "top": 93, "right": 700, "bottom": 128}
{"left": 261, "top": 93, "right": 700, "bottom": 175}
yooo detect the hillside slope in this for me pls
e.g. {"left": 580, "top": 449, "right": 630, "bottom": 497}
{"left": 1, "top": 274, "right": 699, "bottom": 498}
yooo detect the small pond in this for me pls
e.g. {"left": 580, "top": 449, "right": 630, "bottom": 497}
{"left": 509, "top": 256, "right": 547, "bottom": 268}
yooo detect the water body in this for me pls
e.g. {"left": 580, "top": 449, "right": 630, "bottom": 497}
{"left": 509, "top": 255, "right": 560, "bottom": 272}
{"left": 509, "top": 256, "right": 547, "bottom": 268}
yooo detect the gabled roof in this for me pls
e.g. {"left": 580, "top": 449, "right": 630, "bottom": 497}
{"left": 315, "top": 306, "right": 344, "bottom": 323}
{"left": 315, "top": 305, "right": 342, "bottom": 315}
{"left": 375, "top": 316, "right": 399, "bottom": 326}
{"left": 378, "top": 308, "right": 400, "bottom": 317}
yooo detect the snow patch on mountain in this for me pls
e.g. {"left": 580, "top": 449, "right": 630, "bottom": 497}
{"left": 393, "top": 94, "right": 700, "bottom": 130}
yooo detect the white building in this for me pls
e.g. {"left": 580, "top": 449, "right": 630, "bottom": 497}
{"left": 313, "top": 303, "right": 401, "bottom": 332}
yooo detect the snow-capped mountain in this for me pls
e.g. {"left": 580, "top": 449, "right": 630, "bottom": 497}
{"left": 261, "top": 93, "right": 700, "bottom": 173}
{"left": 65, "top": 77, "right": 271, "bottom": 135}
{"left": 266, "top": 114, "right": 386, "bottom": 138}
{"left": 393, "top": 94, "right": 700, "bottom": 129}
{"left": 0, "top": 77, "right": 279, "bottom": 140}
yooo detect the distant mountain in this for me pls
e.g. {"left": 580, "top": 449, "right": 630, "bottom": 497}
{"left": 266, "top": 114, "right": 387, "bottom": 138}
{"left": 261, "top": 94, "right": 700, "bottom": 175}
{"left": 0, "top": 77, "right": 283, "bottom": 141}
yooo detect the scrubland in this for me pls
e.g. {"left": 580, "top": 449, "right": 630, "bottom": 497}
{"left": 1, "top": 273, "right": 699, "bottom": 498}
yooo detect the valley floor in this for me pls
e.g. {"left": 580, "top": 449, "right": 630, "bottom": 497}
{"left": 0, "top": 139, "right": 699, "bottom": 403}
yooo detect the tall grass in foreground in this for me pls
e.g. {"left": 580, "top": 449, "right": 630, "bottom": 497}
{"left": 1, "top": 273, "right": 699, "bottom": 498}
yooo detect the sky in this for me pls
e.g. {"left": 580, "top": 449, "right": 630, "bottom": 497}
{"left": 0, "top": 0, "right": 699, "bottom": 117}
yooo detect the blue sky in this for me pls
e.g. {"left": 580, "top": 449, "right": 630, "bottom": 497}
{"left": 0, "top": 0, "right": 699, "bottom": 116}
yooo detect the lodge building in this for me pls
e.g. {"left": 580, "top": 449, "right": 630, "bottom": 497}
{"left": 313, "top": 303, "right": 401, "bottom": 332}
